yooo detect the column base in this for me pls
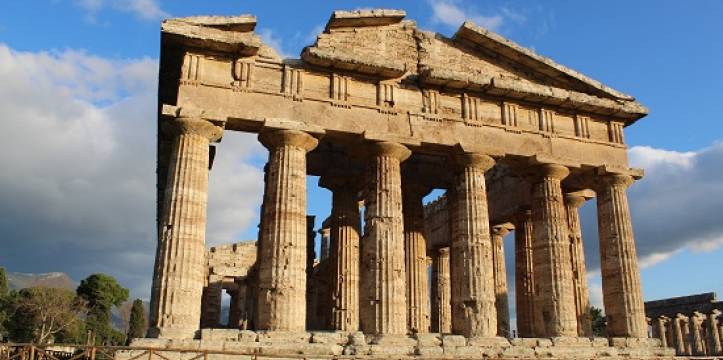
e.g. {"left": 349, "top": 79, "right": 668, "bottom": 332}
{"left": 146, "top": 326, "right": 200, "bottom": 340}
{"left": 119, "top": 332, "right": 675, "bottom": 359}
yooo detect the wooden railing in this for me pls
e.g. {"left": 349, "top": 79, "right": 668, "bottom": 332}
{"left": 0, "top": 343, "right": 345, "bottom": 360}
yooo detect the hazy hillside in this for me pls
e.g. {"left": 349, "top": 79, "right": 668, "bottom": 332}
{"left": 7, "top": 271, "right": 76, "bottom": 290}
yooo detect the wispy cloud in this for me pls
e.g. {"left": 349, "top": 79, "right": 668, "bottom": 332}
{"left": 428, "top": 0, "right": 505, "bottom": 31}
{"left": 258, "top": 28, "right": 293, "bottom": 59}
{"left": 75, "top": 0, "right": 168, "bottom": 21}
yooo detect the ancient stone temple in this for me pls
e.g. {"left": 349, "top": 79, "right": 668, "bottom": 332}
{"left": 132, "top": 8, "right": 675, "bottom": 359}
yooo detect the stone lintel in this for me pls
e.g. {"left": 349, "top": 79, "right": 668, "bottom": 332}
{"left": 161, "top": 104, "right": 227, "bottom": 126}
{"left": 526, "top": 154, "right": 582, "bottom": 170}
{"left": 262, "top": 117, "right": 327, "bottom": 136}
{"left": 326, "top": 9, "right": 406, "bottom": 29}
{"left": 162, "top": 19, "right": 260, "bottom": 56}
{"left": 174, "top": 15, "right": 257, "bottom": 32}
{"left": 595, "top": 165, "right": 645, "bottom": 180}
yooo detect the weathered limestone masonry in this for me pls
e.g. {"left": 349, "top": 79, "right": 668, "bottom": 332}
{"left": 646, "top": 292, "right": 723, "bottom": 356}
{"left": 134, "top": 8, "right": 675, "bottom": 359}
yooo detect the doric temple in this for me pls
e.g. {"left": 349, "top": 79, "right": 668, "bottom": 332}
{"left": 645, "top": 293, "right": 723, "bottom": 356}
{"left": 137, "top": 8, "right": 675, "bottom": 359}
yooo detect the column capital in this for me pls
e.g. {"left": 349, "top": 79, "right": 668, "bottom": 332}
{"left": 532, "top": 163, "right": 570, "bottom": 181}
{"left": 453, "top": 152, "right": 495, "bottom": 171}
{"left": 259, "top": 129, "right": 319, "bottom": 151}
{"left": 492, "top": 223, "right": 514, "bottom": 238}
{"left": 437, "top": 246, "right": 450, "bottom": 255}
{"left": 596, "top": 173, "right": 635, "bottom": 189}
{"left": 564, "top": 193, "right": 587, "bottom": 209}
{"left": 362, "top": 141, "right": 411, "bottom": 161}
{"left": 162, "top": 117, "right": 224, "bottom": 141}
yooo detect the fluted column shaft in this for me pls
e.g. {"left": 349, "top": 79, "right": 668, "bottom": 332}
{"left": 256, "top": 129, "right": 318, "bottom": 331}
{"left": 596, "top": 174, "right": 647, "bottom": 338}
{"left": 491, "top": 225, "right": 511, "bottom": 337}
{"left": 690, "top": 312, "right": 706, "bottom": 356}
{"left": 403, "top": 183, "right": 431, "bottom": 333}
{"left": 530, "top": 164, "right": 577, "bottom": 337}
{"left": 653, "top": 316, "right": 669, "bottom": 348}
{"left": 150, "top": 117, "right": 222, "bottom": 339}
{"left": 325, "top": 179, "right": 361, "bottom": 331}
{"left": 709, "top": 310, "right": 722, "bottom": 355}
{"left": 514, "top": 211, "right": 536, "bottom": 338}
{"left": 673, "top": 315, "right": 688, "bottom": 355}
{"left": 360, "top": 142, "right": 411, "bottom": 335}
{"left": 431, "top": 247, "right": 452, "bottom": 333}
{"left": 565, "top": 194, "right": 593, "bottom": 337}
{"left": 449, "top": 153, "right": 496, "bottom": 338}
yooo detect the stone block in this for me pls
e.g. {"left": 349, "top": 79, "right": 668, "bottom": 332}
{"left": 509, "top": 337, "right": 539, "bottom": 347}
{"left": 221, "top": 342, "right": 258, "bottom": 354}
{"left": 368, "top": 334, "right": 416, "bottom": 346}
{"left": 198, "top": 339, "right": 225, "bottom": 351}
{"left": 594, "top": 346, "right": 619, "bottom": 357}
{"left": 257, "top": 331, "right": 311, "bottom": 344}
{"left": 347, "top": 331, "right": 366, "bottom": 345}
{"left": 238, "top": 330, "right": 258, "bottom": 342}
{"left": 441, "top": 334, "right": 466, "bottom": 347}
{"left": 451, "top": 345, "right": 484, "bottom": 357}
{"left": 129, "top": 338, "right": 170, "bottom": 348}
{"left": 467, "top": 336, "right": 510, "bottom": 347}
{"left": 200, "top": 329, "right": 240, "bottom": 341}
{"left": 206, "top": 354, "right": 253, "bottom": 360}
{"left": 414, "top": 333, "right": 442, "bottom": 347}
{"left": 551, "top": 336, "right": 592, "bottom": 347}
{"left": 415, "top": 345, "right": 444, "bottom": 357}
{"left": 591, "top": 337, "right": 609, "bottom": 347}
{"left": 547, "top": 346, "right": 596, "bottom": 359}
{"left": 166, "top": 339, "right": 201, "bottom": 350}
{"left": 501, "top": 345, "right": 536, "bottom": 358}
{"left": 367, "top": 344, "right": 415, "bottom": 356}
{"left": 310, "top": 331, "right": 346, "bottom": 345}
{"left": 535, "top": 338, "right": 552, "bottom": 347}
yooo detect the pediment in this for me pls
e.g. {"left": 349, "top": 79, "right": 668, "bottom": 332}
{"left": 300, "top": 9, "right": 646, "bottom": 118}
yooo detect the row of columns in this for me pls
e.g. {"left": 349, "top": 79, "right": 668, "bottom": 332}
{"left": 149, "top": 120, "right": 648, "bottom": 340}
{"left": 651, "top": 310, "right": 723, "bottom": 356}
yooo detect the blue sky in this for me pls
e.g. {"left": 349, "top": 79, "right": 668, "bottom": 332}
{"left": 0, "top": 0, "right": 722, "bottom": 321}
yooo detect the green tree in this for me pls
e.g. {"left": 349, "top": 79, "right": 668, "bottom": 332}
{"left": 6, "top": 287, "right": 86, "bottom": 344}
{"left": 0, "top": 267, "right": 10, "bottom": 339}
{"left": 590, "top": 305, "right": 607, "bottom": 337}
{"left": 0, "top": 267, "right": 8, "bottom": 297}
{"left": 126, "top": 299, "right": 146, "bottom": 343}
{"left": 76, "top": 274, "right": 129, "bottom": 345}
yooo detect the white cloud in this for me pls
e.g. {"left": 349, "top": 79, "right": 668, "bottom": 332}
{"left": 0, "top": 43, "right": 263, "bottom": 299}
{"left": 428, "top": 0, "right": 504, "bottom": 31}
{"left": 580, "top": 142, "right": 723, "bottom": 272}
{"left": 75, "top": 0, "right": 168, "bottom": 21}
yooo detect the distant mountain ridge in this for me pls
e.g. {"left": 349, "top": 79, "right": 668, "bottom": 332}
{"left": 7, "top": 271, "right": 77, "bottom": 291}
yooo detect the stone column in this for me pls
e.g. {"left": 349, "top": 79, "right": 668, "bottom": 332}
{"left": 708, "top": 309, "right": 722, "bottom": 355}
{"left": 491, "top": 224, "right": 512, "bottom": 337}
{"left": 200, "top": 280, "right": 223, "bottom": 328}
{"left": 565, "top": 193, "right": 593, "bottom": 337}
{"left": 431, "top": 247, "right": 452, "bottom": 333}
{"left": 359, "top": 141, "right": 411, "bottom": 335}
{"left": 150, "top": 116, "right": 223, "bottom": 339}
{"left": 530, "top": 164, "right": 577, "bottom": 337}
{"left": 653, "top": 316, "right": 668, "bottom": 349}
{"left": 513, "top": 210, "right": 536, "bottom": 338}
{"left": 595, "top": 173, "right": 647, "bottom": 338}
{"left": 673, "top": 314, "right": 687, "bottom": 355}
{"left": 449, "top": 153, "right": 497, "bottom": 338}
{"left": 320, "top": 176, "right": 362, "bottom": 331}
{"left": 319, "top": 223, "right": 331, "bottom": 261}
{"left": 403, "top": 182, "right": 431, "bottom": 333}
{"left": 691, "top": 311, "right": 707, "bottom": 356}
{"left": 256, "top": 129, "right": 318, "bottom": 331}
